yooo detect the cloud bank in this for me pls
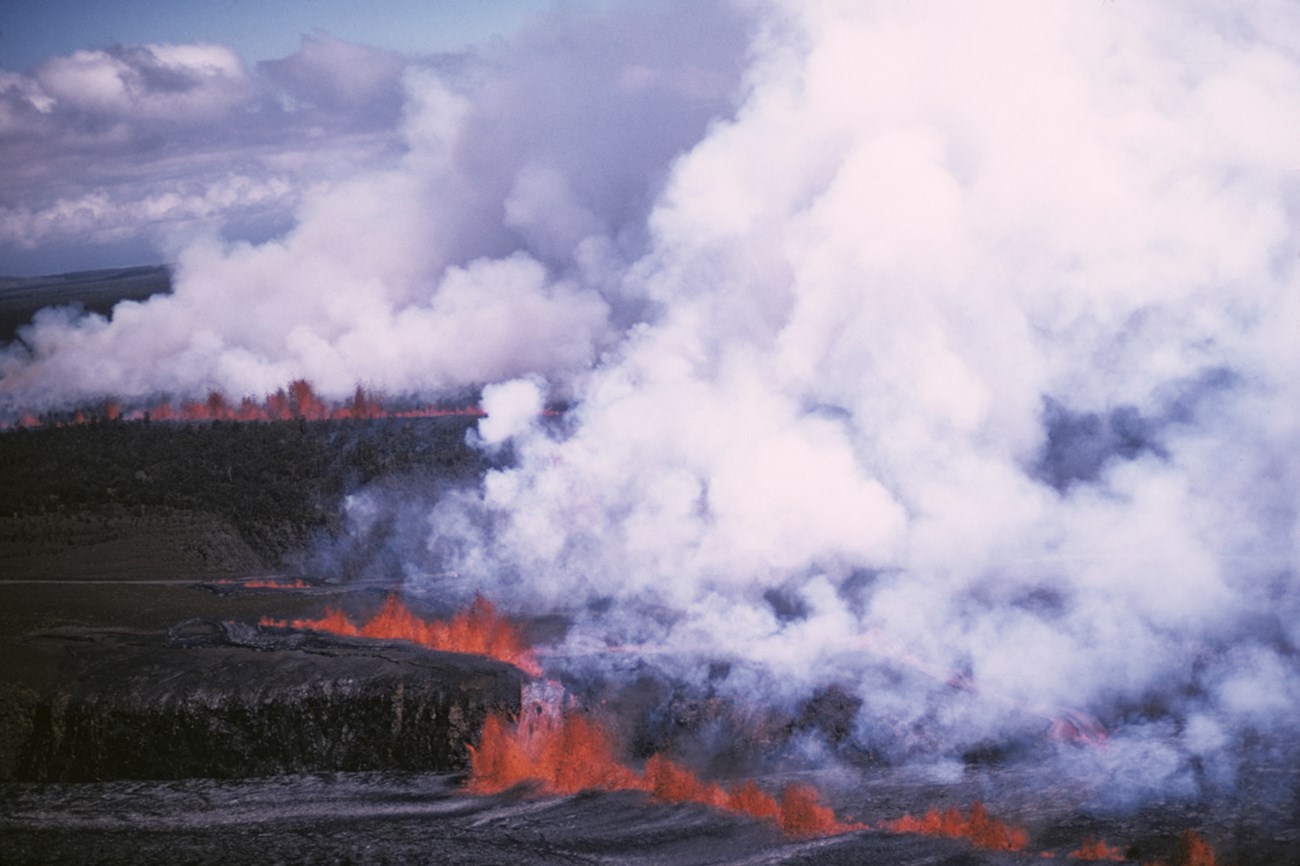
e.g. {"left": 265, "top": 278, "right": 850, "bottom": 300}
{"left": 0, "top": 34, "right": 411, "bottom": 273}
{"left": 5, "top": 0, "right": 1300, "bottom": 803}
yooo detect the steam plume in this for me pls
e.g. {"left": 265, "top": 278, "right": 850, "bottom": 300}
{"left": 5, "top": 0, "right": 1300, "bottom": 805}
{"left": 431, "top": 0, "right": 1300, "bottom": 799}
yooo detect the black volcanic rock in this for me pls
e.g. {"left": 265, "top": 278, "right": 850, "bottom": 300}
{"left": 0, "top": 415, "right": 489, "bottom": 572}
{"left": 0, "top": 266, "right": 171, "bottom": 344}
{"left": 8, "top": 626, "right": 523, "bottom": 782}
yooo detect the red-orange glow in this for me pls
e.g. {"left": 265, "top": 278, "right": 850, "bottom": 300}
{"left": 884, "top": 802, "right": 1028, "bottom": 852}
{"left": 260, "top": 594, "right": 540, "bottom": 675}
{"left": 4, "top": 380, "right": 495, "bottom": 429}
{"left": 466, "top": 707, "right": 863, "bottom": 837}
{"left": 216, "top": 578, "right": 308, "bottom": 589}
{"left": 1175, "top": 830, "right": 1216, "bottom": 866}
{"left": 1070, "top": 838, "right": 1124, "bottom": 861}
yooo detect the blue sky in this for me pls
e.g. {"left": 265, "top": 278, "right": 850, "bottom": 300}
{"left": 0, "top": 0, "right": 540, "bottom": 72}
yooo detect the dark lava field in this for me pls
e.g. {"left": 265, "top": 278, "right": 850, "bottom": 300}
{"left": 1, "top": 413, "right": 1297, "bottom": 865}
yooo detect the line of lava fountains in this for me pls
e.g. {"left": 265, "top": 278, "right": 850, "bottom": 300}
{"left": 256, "top": 593, "right": 1218, "bottom": 863}
{"left": 0, "top": 379, "right": 497, "bottom": 430}
{"left": 259, "top": 594, "right": 540, "bottom": 676}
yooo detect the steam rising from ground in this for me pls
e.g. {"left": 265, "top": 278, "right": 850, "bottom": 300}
{"left": 7, "top": 0, "right": 1300, "bottom": 804}
{"left": 435, "top": 0, "right": 1300, "bottom": 799}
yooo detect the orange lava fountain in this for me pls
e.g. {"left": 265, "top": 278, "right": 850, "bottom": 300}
{"left": 466, "top": 706, "right": 863, "bottom": 837}
{"left": 260, "top": 594, "right": 540, "bottom": 675}
{"left": 1069, "top": 838, "right": 1126, "bottom": 860}
{"left": 1170, "top": 830, "right": 1217, "bottom": 866}
{"left": 216, "top": 578, "right": 308, "bottom": 589}
{"left": 882, "top": 802, "right": 1028, "bottom": 852}
{"left": 2, "top": 380, "right": 495, "bottom": 429}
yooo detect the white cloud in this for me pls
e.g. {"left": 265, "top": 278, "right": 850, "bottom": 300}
{"left": 34, "top": 43, "right": 250, "bottom": 120}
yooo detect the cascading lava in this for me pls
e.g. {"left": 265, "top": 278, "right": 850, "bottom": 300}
{"left": 466, "top": 700, "right": 862, "bottom": 837}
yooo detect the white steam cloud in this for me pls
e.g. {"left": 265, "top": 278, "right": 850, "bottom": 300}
{"left": 431, "top": 0, "right": 1300, "bottom": 795}
{"left": 0, "top": 1, "right": 747, "bottom": 403}
{"left": 5, "top": 0, "right": 1300, "bottom": 801}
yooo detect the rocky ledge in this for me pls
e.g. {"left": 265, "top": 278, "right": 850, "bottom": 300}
{"left": 3, "top": 622, "right": 523, "bottom": 782}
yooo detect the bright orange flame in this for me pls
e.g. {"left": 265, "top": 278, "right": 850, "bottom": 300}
{"left": 466, "top": 707, "right": 863, "bottom": 837}
{"left": 1070, "top": 838, "right": 1125, "bottom": 860}
{"left": 260, "top": 594, "right": 540, "bottom": 675}
{"left": 1175, "top": 830, "right": 1216, "bottom": 866}
{"left": 883, "top": 802, "right": 1028, "bottom": 852}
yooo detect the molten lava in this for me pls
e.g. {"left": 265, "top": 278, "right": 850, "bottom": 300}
{"left": 1070, "top": 838, "right": 1125, "bottom": 861}
{"left": 260, "top": 594, "right": 540, "bottom": 675}
{"left": 882, "top": 802, "right": 1028, "bottom": 852}
{"left": 243, "top": 578, "right": 308, "bottom": 589}
{"left": 1173, "top": 830, "right": 1217, "bottom": 866}
{"left": 466, "top": 706, "right": 862, "bottom": 837}
{"left": 217, "top": 578, "right": 308, "bottom": 589}
{"left": 3, "top": 380, "right": 493, "bottom": 429}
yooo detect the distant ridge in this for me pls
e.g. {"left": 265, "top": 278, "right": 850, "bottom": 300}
{"left": 0, "top": 265, "right": 171, "bottom": 343}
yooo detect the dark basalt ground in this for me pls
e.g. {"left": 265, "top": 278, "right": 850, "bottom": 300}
{"left": 0, "top": 771, "right": 1032, "bottom": 866}
{"left": 1, "top": 380, "right": 1296, "bottom": 863}
{"left": 8, "top": 625, "right": 522, "bottom": 782}
{"left": 0, "top": 266, "right": 171, "bottom": 344}
{"left": 0, "top": 415, "right": 490, "bottom": 575}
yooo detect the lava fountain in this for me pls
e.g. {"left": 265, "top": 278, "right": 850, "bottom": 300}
{"left": 260, "top": 594, "right": 540, "bottom": 676}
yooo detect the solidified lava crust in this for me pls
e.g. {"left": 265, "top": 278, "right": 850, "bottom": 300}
{"left": 8, "top": 627, "right": 523, "bottom": 782}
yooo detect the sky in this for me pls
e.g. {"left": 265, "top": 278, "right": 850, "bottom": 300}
{"left": 2, "top": 0, "right": 1300, "bottom": 807}
{"left": 0, "top": 0, "right": 540, "bottom": 72}
{"left": 0, "top": 0, "right": 581, "bottom": 275}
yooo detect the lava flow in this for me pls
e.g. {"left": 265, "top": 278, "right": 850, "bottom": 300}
{"left": 216, "top": 578, "right": 308, "bottom": 589}
{"left": 257, "top": 595, "right": 1217, "bottom": 863}
{"left": 466, "top": 704, "right": 862, "bottom": 837}
{"left": 260, "top": 594, "right": 540, "bottom": 675}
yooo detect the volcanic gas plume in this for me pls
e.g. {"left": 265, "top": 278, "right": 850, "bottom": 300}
{"left": 3, "top": 0, "right": 1300, "bottom": 857}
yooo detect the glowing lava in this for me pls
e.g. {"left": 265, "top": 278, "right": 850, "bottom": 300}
{"left": 1172, "top": 830, "right": 1217, "bottom": 866}
{"left": 260, "top": 594, "right": 540, "bottom": 675}
{"left": 3, "top": 380, "right": 492, "bottom": 429}
{"left": 1069, "top": 838, "right": 1125, "bottom": 861}
{"left": 882, "top": 802, "right": 1028, "bottom": 852}
{"left": 216, "top": 578, "right": 308, "bottom": 589}
{"left": 466, "top": 705, "right": 862, "bottom": 837}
